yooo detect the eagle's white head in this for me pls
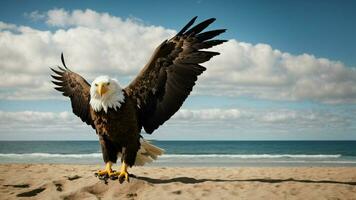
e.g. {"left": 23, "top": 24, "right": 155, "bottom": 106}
{"left": 89, "top": 75, "right": 125, "bottom": 113}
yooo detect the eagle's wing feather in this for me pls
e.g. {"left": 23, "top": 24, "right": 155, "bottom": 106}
{"left": 51, "top": 54, "right": 94, "bottom": 128}
{"left": 125, "top": 17, "right": 226, "bottom": 134}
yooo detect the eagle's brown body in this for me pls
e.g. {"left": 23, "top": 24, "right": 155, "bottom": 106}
{"left": 91, "top": 92, "right": 140, "bottom": 166}
{"left": 51, "top": 16, "right": 226, "bottom": 179}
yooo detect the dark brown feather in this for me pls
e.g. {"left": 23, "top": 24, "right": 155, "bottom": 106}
{"left": 196, "top": 29, "right": 226, "bottom": 41}
{"left": 125, "top": 17, "right": 226, "bottom": 134}
{"left": 185, "top": 18, "right": 216, "bottom": 36}
{"left": 176, "top": 16, "right": 197, "bottom": 36}
{"left": 61, "top": 53, "right": 69, "bottom": 69}
{"left": 50, "top": 54, "right": 93, "bottom": 128}
{"left": 51, "top": 75, "right": 62, "bottom": 81}
{"left": 192, "top": 39, "right": 227, "bottom": 49}
{"left": 50, "top": 67, "right": 64, "bottom": 75}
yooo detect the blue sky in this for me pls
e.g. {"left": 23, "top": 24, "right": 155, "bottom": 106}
{"left": 0, "top": 0, "right": 355, "bottom": 140}
{"left": 2, "top": 0, "right": 356, "bottom": 66}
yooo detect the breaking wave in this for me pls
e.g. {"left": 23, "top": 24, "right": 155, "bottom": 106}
{"left": 162, "top": 154, "right": 342, "bottom": 158}
{"left": 0, "top": 153, "right": 102, "bottom": 158}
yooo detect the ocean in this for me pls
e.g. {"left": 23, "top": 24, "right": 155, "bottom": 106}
{"left": 0, "top": 141, "right": 356, "bottom": 167}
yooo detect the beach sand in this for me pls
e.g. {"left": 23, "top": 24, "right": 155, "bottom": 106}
{"left": 0, "top": 164, "right": 355, "bottom": 199}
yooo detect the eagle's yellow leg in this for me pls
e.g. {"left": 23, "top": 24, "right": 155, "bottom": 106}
{"left": 114, "top": 161, "right": 129, "bottom": 182}
{"left": 96, "top": 161, "right": 129, "bottom": 182}
{"left": 97, "top": 161, "right": 116, "bottom": 176}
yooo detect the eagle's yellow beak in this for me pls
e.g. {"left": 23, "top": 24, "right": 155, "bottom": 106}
{"left": 97, "top": 82, "right": 108, "bottom": 96}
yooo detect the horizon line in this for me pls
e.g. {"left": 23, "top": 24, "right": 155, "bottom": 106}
{"left": 1, "top": 140, "right": 355, "bottom": 142}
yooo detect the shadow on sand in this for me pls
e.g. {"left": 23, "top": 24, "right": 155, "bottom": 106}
{"left": 134, "top": 176, "right": 356, "bottom": 186}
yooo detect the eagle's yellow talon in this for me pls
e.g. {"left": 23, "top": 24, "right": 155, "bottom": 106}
{"left": 118, "top": 161, "right": 129, "bottom": 182}
{"left": 96, "top": 162, "right": 113, "bottom": 176}
{"left": 119, "top": 171, "right": 129, "bottom": 182}
{"left": 108, "top": 171, "right": 120, "bottom": 177}
{"left": 97, "top": 169, "right": 111, "bottom": 176}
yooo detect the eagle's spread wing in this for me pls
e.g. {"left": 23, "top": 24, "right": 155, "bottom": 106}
{"left": 125, "top": 17, "right": 226, "bottom": 134}
{"left": 51, "top": 54, "right": 94, "bottom": 128}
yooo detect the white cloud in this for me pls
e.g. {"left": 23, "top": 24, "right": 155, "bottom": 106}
{"left": 0, "top": 21, "right": 17, "bottom": 30}
{"left": 0, "top": 9, "right": 174, "bottom": 100}
{"left": 173, "top": 109, "right": 241, "bottom": 120}
{"left": 0, "top": 110, "right": 95, "bottom": 140}
{"left": 0, "top": 111, "right": 82, "bottom": 130}
{"left": 24, "top": 10, "right": 46, "bottom": 21}
{"left": 201, "top": 40, "right": 356, "bottom": 103}
{"left": 1, "top": 8, "right": 356, "bottom": 103}
{"left": 0, "top": 108, "right": 352, "bottom": 139}
{"left": 172, "top": 108, "right": 351, "bottom": 128}
{"left": 147, "top": 107, "right": 354, "bottom": 140}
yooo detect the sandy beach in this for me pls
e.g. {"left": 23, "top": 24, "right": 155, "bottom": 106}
{"left": 0, "top": 164, "right": 355, "bottom": 199}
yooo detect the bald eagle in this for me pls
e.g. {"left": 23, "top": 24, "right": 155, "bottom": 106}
{"left": 51, "top": 17, "right": 226, "bottom": 182}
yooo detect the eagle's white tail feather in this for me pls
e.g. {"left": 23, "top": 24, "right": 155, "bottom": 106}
{"left": 134, "top": 139, "right": 165, "bottom": 166}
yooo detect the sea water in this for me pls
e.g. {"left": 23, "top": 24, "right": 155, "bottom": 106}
{"left": 0, "top": 141, "right": 355, "bottom": 167}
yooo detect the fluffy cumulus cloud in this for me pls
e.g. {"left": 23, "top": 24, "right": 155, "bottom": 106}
{"left": 202, "top": 40, "right": 356, "bottom": 103}
{"left": 0, "top": 9, "right": 174, "bottom": 99}
{"left": 1, "top": 8, "right": 356, "bottom": 103}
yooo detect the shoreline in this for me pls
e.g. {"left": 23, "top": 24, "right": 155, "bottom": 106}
{"left": 2, "top": 141, "right": 356, "bottom": 168}
{"left": 2, "top": 162, "right": 356, "bottom": 168}
{"left": 1, "top": 164, "right": 355, "bottom": 199}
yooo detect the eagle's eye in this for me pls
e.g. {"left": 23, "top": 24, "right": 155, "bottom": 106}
{"left": 95, "top": 83, "right": 98, "bottom": 86}
{"left": 107, "top": 82, "right": 110, "bottom": 86}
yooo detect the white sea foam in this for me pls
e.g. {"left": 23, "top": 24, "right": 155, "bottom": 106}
{"left": 0, "top": 153, "right": 102, "bottom": 158}
{"left": 161, "top": 154, "right": 343, "bottom": 159}
{"left": 1, "top": 153, "right": 356, "bottom": 165}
